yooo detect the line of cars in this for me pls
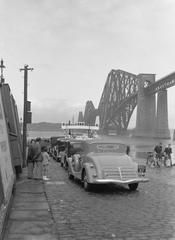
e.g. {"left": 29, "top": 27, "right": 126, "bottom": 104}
{"left": 53, "top": 137, "right": 149, "bottom": 191}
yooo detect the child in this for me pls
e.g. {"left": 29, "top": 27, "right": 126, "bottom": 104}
{"left": 41, "top": 146, "right": 50, "bottom": 180}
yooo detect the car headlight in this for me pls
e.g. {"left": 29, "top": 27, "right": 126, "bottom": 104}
{"left": 92, "top": 174, "right": 97, "bottom": 177}
{"left": 90, "top": 164, "right": 95, "bottom": 168}
{"left": 89, "top": 164, "right": 97, "bottom": 177}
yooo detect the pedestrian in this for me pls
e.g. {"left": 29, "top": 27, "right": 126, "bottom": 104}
{"left": 53, "top": 147, "right": 58, "bottom": 161}
{"left": 60, "top": 146, "right": 66, "bottom": 167}
{"left": 154, "top": 142, "right": 163, "bottom": 159}
{"left": 33, "top": 137, "right": 43, "bottom": 180}
{"left": 164, "top": 143, "right": 172, "bottom": 166}
{"left": 41, "top": 146, "right": 50, "bottom": 180}
{"left": 27, "top": 139, "right": 35, "bottom": 179}
{"left": 153, "top": 142, "right": 163, "bottom": 166}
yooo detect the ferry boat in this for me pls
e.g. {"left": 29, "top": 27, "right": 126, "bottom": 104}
{"left": 61, "top": 122, "right": 99, "bottom": 140}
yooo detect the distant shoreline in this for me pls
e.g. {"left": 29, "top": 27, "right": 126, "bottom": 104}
{"left": 28, "top": 130, "right": 64, "bottom": 139}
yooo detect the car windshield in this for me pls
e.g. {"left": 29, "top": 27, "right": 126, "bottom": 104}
{"left": 90, "top": 143, "right": 127, "bottom": 154}
{"left": 68, "top": 142, "right": 85, "bottom": 155}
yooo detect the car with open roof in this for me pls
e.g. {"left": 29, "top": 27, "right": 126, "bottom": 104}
{"left": 67, "top": 139, "right": 149, "bottom": 191}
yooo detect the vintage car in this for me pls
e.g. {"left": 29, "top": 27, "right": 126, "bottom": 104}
{"left": 59, "top": 139, "right": 80, "bottom": 169}
{"left": 57, "top": 139, "right": 69, "bottom": 167}
{"left": 67, "top": 140, "right": 149, "bottom": 191}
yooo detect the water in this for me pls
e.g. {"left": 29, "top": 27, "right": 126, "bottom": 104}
{"left": 28, "top": 130, "right": 64, "bottom": 139}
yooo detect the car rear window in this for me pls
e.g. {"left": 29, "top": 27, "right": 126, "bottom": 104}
{"left": 90, "top": 143, "right": 127, "bottom": 153}
{"left": 72, "top": 143, "right": 83, "bottom": 149}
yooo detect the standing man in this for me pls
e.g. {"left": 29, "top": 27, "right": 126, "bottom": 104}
{"left": 164, "top": 144, "right": 172, "bottom": 166}
{"left": 27, "top": 139, "right": 35, "bottom": 179}
{"left": 154, "top": 142, "right": 163, "bottom": 166}
{"left": 154, "top": 142, "right": 163, "bottom": 159}
{"left": 33, "top": 137, "right": 43, "bottom": 180}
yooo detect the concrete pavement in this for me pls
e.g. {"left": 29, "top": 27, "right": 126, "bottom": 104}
{"left": 3, "top": 169, "right": 57, "bottom": 240}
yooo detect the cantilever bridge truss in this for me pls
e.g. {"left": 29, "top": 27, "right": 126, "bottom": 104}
{"left": 83, "top": 70, "right": 139, "bottom": 134}
{"left": 82, "top": 69, "right": 175, "bottom": 135}
{"left": 98, "top": 70, "right": 139, "bottom": 134}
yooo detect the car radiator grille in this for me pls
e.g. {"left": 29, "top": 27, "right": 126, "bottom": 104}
{"left": 103, "top": 169, "right": 121, "bottom": 179}
{"left": 120, "top": 168, "right": 138, "bottom": 180}
{"left": 103, "top": 167, "right": 137, "bottom": 180}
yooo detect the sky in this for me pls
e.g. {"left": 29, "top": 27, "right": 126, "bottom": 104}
{"left": 0, "top": 0, "right": 175, "bottom": 128}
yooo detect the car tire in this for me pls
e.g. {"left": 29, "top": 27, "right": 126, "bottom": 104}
{"left": 147, "top": 158, "right": 152, "bottom": 167}
{"left": 164, "top": 157, "right": 171, "bottom": 167}
{"left": 83, "top": 170, "right": 91, "bottom": 191}
{"left": 68, "top": 169, "right": 74, "bottom": 180}
{"left": 128, "top": 183, "right": 138, "bottom": 191}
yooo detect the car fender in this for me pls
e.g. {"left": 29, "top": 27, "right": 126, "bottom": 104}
{"left": 82, "top": 162, "right": 95, "bottom": 183}
{"left": 67, "top": 157, "right": 74, "bottom": 174}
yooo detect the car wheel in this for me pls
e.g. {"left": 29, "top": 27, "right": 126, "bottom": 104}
{"left": 128, "top": 183, "right": 138, "bottom": 191}
{"left": 61, "top": 162, "right": 63, "bottom": 167}
{"left": 68, "top": 169, "right": 74, "bottom": 180}
{"left": 83, "top": 170, "right": 91, "bottom": 191}
{"left": 147, "top": 158, "right": 152, "bottom": 167}
{"left": 164, "top": 156, "right": 171, "bottom": 167}
{"left": 147, "top": 156, "right": 154, "bottom": 167}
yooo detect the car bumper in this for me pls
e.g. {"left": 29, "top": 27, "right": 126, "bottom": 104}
{"left": 92, "top": 178, "right": 149, "bottom": 184}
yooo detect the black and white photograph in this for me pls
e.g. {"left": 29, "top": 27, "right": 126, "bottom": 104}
{"left": 0, "top": 0, "right": 175, "bottom": 239}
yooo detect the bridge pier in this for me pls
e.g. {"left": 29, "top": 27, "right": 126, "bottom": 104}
{"left": 134, "top": 74, "right": 156, "bottom": 138}
{"left": 156, "top": 90, "right": 170, "bottom": 139}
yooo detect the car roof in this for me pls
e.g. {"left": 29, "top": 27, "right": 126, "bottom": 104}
{"left": 88, "top": 139, "right": 127, "bottom": 145}
{"left": 69, "top": 139, "right": 127, "bottom": 146}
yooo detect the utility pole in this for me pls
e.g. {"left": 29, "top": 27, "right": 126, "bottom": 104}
{"left": 0, "top": 59, "right": 5, "bottom": 85}
{"left": 20, "top": 65, "right": 33, "bottom": 167}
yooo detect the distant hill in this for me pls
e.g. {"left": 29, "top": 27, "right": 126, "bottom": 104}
{"left": 27, "top": 122, "right": 62, "bottom": 131}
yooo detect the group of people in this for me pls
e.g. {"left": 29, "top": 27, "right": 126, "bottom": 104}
{"left": 27, "top": 137, "right": 50, "bottom": 180}
{"left": 154, "top": 142, "right": 173, "bottom": 166}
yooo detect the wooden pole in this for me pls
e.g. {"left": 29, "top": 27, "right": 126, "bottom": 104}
{"left": 20, "top": 65, "right": 33, "bottom": 167}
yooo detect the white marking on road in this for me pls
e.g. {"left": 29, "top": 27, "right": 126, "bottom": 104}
{"left": 45, "top": 181, "right": 66, "bottom": 185}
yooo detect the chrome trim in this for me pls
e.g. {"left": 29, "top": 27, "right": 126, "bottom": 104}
{"left": 92, "top": 178, "right": 149, "bottom": 184}
{"left": 102, "top": 166, "right": 138, "bottom": 181}
{"left": 118, "top": 167, "right": 122, "bottom": 180}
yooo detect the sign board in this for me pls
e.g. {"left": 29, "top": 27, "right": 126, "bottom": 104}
{"left": 27, "top": 111, "right": 32, "bottom": 124}
{"left": 0, "top": 88, "right": 15, "bottom": 202}
{"left": 26, "top": 101, "right": 31, "bottom": 112}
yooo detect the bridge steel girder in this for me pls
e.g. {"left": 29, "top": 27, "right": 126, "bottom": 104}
{"left": 134, "top": 73, "right": 175, "bottom": 139}
{"left": 108, "top": 95, "right": 137, "bottom": 134}
{"left": 98, "top": 70, "right": 139, "bottom": 134}
{"left": 145, "top": 72, "right": 175, "bottom": 95}
{"left": 84, "top": 100, "right": 97, "bottom": 126}
{"left": 81, "top": 69, "right": 174, "bottom": 137}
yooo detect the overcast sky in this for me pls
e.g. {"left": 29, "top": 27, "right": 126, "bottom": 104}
{"left": 1, "top": 0, "right": 175, "bottom": 128}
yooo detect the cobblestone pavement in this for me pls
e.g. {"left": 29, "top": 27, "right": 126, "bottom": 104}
{"left": 44, "top": 159, "right": 175, "bottom": 240}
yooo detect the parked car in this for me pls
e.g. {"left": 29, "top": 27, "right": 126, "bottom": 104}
{"left": 57, "top": 139, "right": 69, "bottom": 167}
{"left": 67, "top": 140, "right": 149, "bottom": 191}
